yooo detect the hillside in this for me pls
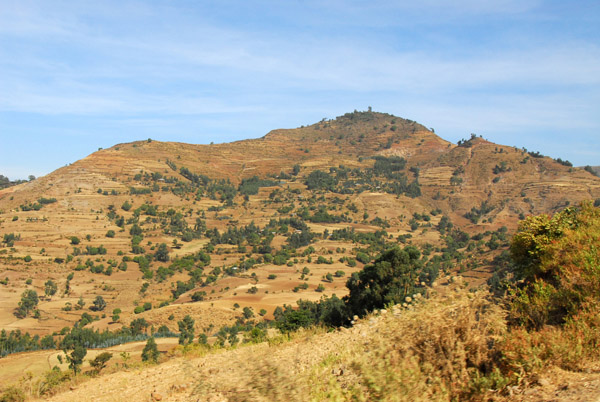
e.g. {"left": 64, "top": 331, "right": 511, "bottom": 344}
{"left": 1, "top": 110, "right": 600, "bottom": 399}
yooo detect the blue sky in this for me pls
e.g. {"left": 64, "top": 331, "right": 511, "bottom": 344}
{"left": 1, "top": 0, "right": 599, "bottom": 179}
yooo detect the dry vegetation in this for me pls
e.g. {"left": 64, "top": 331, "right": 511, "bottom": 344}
{"left": 1, "top": 111, "right": 600, "bottom": 401}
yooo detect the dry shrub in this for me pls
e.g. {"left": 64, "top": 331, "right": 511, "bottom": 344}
{"left": 501, "top": 302, "right": 600, "bottom": 378}
{"left": 308, "top": 290, "right": 507, "bottom": 401}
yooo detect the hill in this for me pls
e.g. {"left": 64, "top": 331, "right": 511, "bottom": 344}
{"left": 1, "top": 110, "right": 600, "bottom": 399}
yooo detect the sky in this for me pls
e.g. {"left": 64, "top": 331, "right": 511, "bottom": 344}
{"left": 1, "top": 0, "right": 599, "bottom": 180}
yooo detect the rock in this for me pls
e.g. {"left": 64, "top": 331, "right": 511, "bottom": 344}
{"left": 151, "top": 392, "right": 163, "bottom": 401}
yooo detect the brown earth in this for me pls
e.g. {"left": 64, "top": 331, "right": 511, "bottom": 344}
{"left": 1, "top": 111, "right": 600, "bottom": 399}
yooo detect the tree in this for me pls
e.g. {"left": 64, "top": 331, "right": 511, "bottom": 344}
{"left": 44, "top": 280, "right": 57, "bottom": 299}
{"left": 16, "top": 289, "right": 38, "bottom": 318}
{"left": 154, "top": 243, "right": 170, "bottom": 262}
{"left": 70, "top": 236, "right": 80, "bottom": 245}
{"left": 92, "top": 295, "right": 106, "bottom": 311}
{"left": 178, "top": 315, "right": 195, "bottom": 345}
{"left": 345, "top": 246, "right": 423, "bottom": 317}
{"left": 242, "top": 306, "right": 254, "bottom": 319}
{"left": 130, "top": 318, "right": 149, "bottom": 336}
{"left": 66, "top": 345, "right": 87, "bottom": 374}
{"left": 142, "top": 337, "right": 159, "bottom": 363}
{"left": 89, "top": 352, "right": 112, "bottom": 373}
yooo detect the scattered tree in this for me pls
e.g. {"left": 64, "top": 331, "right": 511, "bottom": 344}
{"left": 16, "top": 289, "right": 38, "bottom": 318}
{"left": 89, "top": 352, "right": 112, "bottom": 373}
{"left": 44, "top": 280, "right": 57, "bottom": 299}
{"left": 92, "top": 295, "right": 106, "bottom": 311}
{"left": 141, "top": 337, "right": 159, "bottom": 363}
{"left": 178, "top": 315, "right": 195, "bottom": 345}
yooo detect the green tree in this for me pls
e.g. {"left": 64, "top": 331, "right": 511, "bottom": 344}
{"left": 242, "top": 306, "right": 254, "bottom": 319}
{"left": 92, "top": 295, "right": 106, "bottom": 311}
{"left": 154, "top": 243, "right": 170, "bottom": 262}
{"left": 89, "top": 352, "right": 112, "bottom": 373}
{"left": 130, "top": 318, "right": 149, "bottom": 336}
{"left": 178, "top": 315, "right": 195, "bottom": 345}
{"left": 141, "top": 337, "right": 159, "bottom": 363}
{"left": 66, "top": 345, "right": 87, "bottom": 374}
{"left": 44, "top": 280, "right": 57, "bottom": 299}
{"left": 16, "top": 289, "right": 38, "bottom": 318}
{"left": 345, "top": 246, "right": 423, "bottom": 317}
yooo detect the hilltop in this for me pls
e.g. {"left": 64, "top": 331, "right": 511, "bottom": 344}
{"left": 1, "top": 110, "right": 600, "bottom": 399}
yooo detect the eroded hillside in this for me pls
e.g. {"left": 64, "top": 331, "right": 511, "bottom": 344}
{"left": 1, "top": 111, "right": 599, "bottom": 397}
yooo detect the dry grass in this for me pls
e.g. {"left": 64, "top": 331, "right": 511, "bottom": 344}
{"left": 182, "top": 289, "right": 508, "bottom": 402}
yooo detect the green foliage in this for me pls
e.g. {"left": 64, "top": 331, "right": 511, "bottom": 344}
{"left": 355, "top": 251, "right": 370, "bottom": 264}
{"left": 15, "top": 289, "right": 38, "bottom": 318}
{"left": 242, "top": 306, "right": 254, "bottom": 319}
{"left": 509, "top": 202, "right": 600, "bottom": 329}
{"left": 141, "top": 337, "right": 159, "bottom": 363}
{"left": 372, "top": 155, "right": 406, "bottom": 177}
{"left": 178, "top": 315, "right": 195, "bottom": 345}
{"left": 70, "top": 236, "right": 80, "bottom": 245}
{"left": 345, "top": 247, "right": 424, "bottom": 317}
{"left": 305, "top": 170, "right": 336, "bottom": 190}
{"left": 44, "top": 280, "right": 57, "bottom": 298}
{"left": 191, "top": 291, "right": 206, "bottom": 302}
{"left": 154, "top": 243, "right": 170, "bottom": 262}
{"left": 464, "top": 201, "right": 494, "bottom": 224}
{"left": 274, "top": 295, "right": 348, "bottom": 332}
{"left": 583, "top": 165, "right": 598, "bottom": 176}
{"left": 66, "top": 345, "right": 87, "bottom": 374}
{"left": 92, "top": 295, "right": 106, "bottom": 311}
{"left": 238, "top": 176, "right": 277, "bottom": 195}
{"left": 89, "top": 351, "right": 112, "bottom": 373}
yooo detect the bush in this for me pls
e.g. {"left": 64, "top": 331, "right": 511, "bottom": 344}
{"left": 346, "top": 247, "right": 423, "bottom": 317}
{"left": 509, "top": 201, "right": 600, "bottom": 329}
{"left": 0, "top": 386, "right": 26, "bottom": 402}
{"left": 89, "top": 352, "right": 113, "bottom": 373}
{"left": 141, "top": 337, "right": 159, "bottom": 363}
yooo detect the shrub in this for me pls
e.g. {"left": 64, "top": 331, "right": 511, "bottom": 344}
{"left": 509, "top": 201, "right": 600, "bottom": 329}
{"left": 346, "top": 246, "right": 423, "bottom": 317}
{"left": 89, "top": 352, "right": 112, "bottom": 373}
{"left": 142, "top": 337, "right": 159, "bottom": 363}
